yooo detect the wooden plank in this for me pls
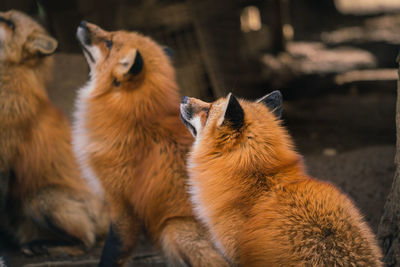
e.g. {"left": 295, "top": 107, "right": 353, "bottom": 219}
{"left": 378, "top": 52, "right": 400, "bottom": 266}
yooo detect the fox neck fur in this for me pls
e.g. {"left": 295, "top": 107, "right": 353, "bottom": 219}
{"left": 73, "top": 65, "right": 193, "bottom": 235}
{"left": 0, "top": 59, "right": 52, "bottom": 123}
{"left": 81, "top": 68, "right": 186, "bottom": 156}
{"left": 187, "top": 107, "right": 308, "bottom": 259}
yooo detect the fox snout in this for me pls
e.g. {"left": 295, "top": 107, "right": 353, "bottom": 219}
{"left": 77, "top": 21, "right": 109, "bottom": 46}
{"left": 180, "top": 97, "right": 196, "bottom": 137}
{"left": 180, "top": 97, "right": 212, "bottom": 138}
{"left": 76, "top": 21, "right": 107, "bottom": 65}
{"left": 180, "top": 96, "right": 193, "bottom": 120}
{"left": 78, "top": 21, "right": 90, "bottom": 44}
{"left": 181, "top": 96, "right": 189, "bottom": 104}
{"left": 180, "top": 96, "right": 191, "bottom": 118}
{"left": 77, "top": 21, "right": 92, "bottom": 46}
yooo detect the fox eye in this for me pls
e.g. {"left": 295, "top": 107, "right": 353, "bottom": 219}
{"left": 202, "top": 106, "right": 210, "bottom": 119}
{"left": 106, "top": 40, "right": 112, "bottom": 49}
{"left": 0, "top": 17, "right": 15, "bottom": 31}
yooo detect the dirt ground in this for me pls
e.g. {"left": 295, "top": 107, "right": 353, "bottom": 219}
{"left": 0, "top": 53, "right": 396, "bottom": 266}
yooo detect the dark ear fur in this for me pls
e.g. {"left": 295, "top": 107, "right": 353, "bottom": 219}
{"left": 163, "top": 46, "right": 174, "bottom": 60}
{"left": 222, "top": 93, "right": 244, "bottom": 130}
{"left": 129, "top": 50, "right": 143, "bottom": 75}
{"left": 257, "top": 90, "right": 282, "bottom": 118}
{"left": 27, "top": 32, "right": 58, "bottom": 55}
{"left": 113, "top": 49, "right": 144, "bottom": 84}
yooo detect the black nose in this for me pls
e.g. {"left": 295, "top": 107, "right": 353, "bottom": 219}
{"left": 80, "top": 20, "right": 87, "bottom": 28}
{"left": 181, "top": 96, "right": 189, "bottom": 104}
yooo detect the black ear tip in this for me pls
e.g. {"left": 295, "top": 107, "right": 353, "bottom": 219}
{"left": 228, "top": 92, "right": 237, "bottom": 101}
{"left": 129, "top": 50, "right": 144, "bottom": 75}
{"left": 224, "top": 92, "right": 244, "bottom": 130}
{"left": 136, "top": 50, "right": 142, "bottom": 59}
{"left": 273, "top": 90, "right": 282, "bottom": 96}
{"left": 258, "top": 90, "right": 283, "bottom": 118}
{"left": 227, "top": 93, "right": 241, "bottom": 108}
{"left": 269, "top": 90, "right": 282, "bottom": 100}
{"left": 163, "top": 46, "right": 174, "bottom": 60}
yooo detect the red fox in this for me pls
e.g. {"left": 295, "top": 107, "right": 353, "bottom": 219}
{"left": 73, "top": 21, "right": 227, "bottom": 266}
{"left": 0, "top": 10, "right": 109, "bottom": 256}
{"left": 180, "top": 91, "right": 383, "bottom": 266}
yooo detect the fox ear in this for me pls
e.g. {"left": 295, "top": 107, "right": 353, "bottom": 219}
{"left": 218, "top": 93, "right": 244, "bottom": 130}
{"left": 163, "top": 46, "right": 174, "bottom": 60}
{"left": 128, "top": 49, "right": 144, "bottom": 76}
{"left": 27, "top": 32, "right": 58, "bottom": 55}
{"left": 113, "top": 49, "right": 144, "bottom": 82}
{"left": 257, "top": 90, "right": 282, "bottom": 118}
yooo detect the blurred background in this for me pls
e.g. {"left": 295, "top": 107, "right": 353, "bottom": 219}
{"left": 0, "top": 0, "right": 398, "bottom": 266}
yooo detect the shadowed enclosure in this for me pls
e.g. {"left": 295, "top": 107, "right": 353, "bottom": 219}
{"left": 0, "top": 0, "right": 398, "bottom": 266}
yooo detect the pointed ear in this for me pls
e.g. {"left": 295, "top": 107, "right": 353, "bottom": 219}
{"left": 163, "top": 46, "right": 174, "bottom": 60}
{"left": 113, "top": 49, "right": 144, "bottom": 82}
{"left": 26, "top": 32, "right": 58, "bottom": 55}
{"left": 128, "top": 49, "right": 143, "bottom": 75}
{"left": 218, "top": 93, "right": 244, "bottom": 130}
{"left": 257, "top": 90, "right": 282, "bottom": 118}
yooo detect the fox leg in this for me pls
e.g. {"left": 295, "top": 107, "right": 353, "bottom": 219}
{"left": 99, "top": 207, "right": 141, "bottom": 267}
{"left": 19, "top": 186, "right": 98, "bottom": 255}
{"left": 0, "top": 252, "right": 7, "bottom": 267}
{"left": 21, "top": 240, "right": 86, "bottom": 256}
{"left": 99, "top": 224, "right": 122, "bottom": 267}
{"left": 0, "top": 170, "right": 11, "bottom": 215}
{"left": 160, "top": 217, "right": 229, "bottom": 267}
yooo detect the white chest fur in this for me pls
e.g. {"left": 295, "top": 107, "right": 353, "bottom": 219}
{"left": 72, "top": 76, "right": 104, "bottom": 196}
{"left": 187, "top": 158, "right": 228, "bottom": 258}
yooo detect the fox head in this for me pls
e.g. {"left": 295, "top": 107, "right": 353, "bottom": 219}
{"left": 180, "top": 91, "right": 298, "bottom": 170}
{"left": 180, "top": 90, "right": 282, "bottom": 140}
{"left": 76, "top": 21, "right": 175, "bottom": 97}
{"left": 0, "top": 10, "right": 57, "bottom": 64}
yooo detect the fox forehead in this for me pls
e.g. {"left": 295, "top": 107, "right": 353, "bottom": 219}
{"left": 6, "top": 10, "right": 43, "bottom": 32}
{"left": 203, "top": 97, "right": 277, "bottom": 130}
{"left": 0, "top": 27, "right": 6, "bottom": 41}
{"left": 1, "top": 11, "right": 50, "bottom": 51}
{"left": 0, "top": 10, "right": 51, "bottom": 57}
{"left": 90, "top": 28, "right": 143, "bottom": 47}
{"left": 189, "top": 98, "right": 212, "bottom": 113}
{"left": 90, "top": 31, "right": 148, "bottom": 60}
{"left": 202, "top": 97, "right": 231, "bottom": 123}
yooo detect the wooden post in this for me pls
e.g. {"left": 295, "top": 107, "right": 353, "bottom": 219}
{"left": 378, "top": 53, "right": 400, "bottom": 266}
{"left": 187, "top": 0, "right": 247, "bottom": 98}
{"left": 266, "top": 0, "right": 287, "bottom": 54}
{"left": 0, "top": 172, "right": 8, "bottom": 215}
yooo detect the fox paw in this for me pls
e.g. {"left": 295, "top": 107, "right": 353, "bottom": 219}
{"left": 21, "top": 242, "right": 49, "bottom": 256}
{"left": 21, "top": 241, "right": 85, "bottom": 256}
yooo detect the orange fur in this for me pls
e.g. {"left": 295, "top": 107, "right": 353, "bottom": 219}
{"left": 181, "top": 93, "right": 383, "bottom": 266}
{"left": 0, "top": 10, "right": 108, "bottom": 255}
{"left": 73, "top": 22, "right": 227, "bottom": 266}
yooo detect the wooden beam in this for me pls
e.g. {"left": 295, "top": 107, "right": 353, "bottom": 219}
{"left": 378, "top": 52, "right": 400, "bottom": 266}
